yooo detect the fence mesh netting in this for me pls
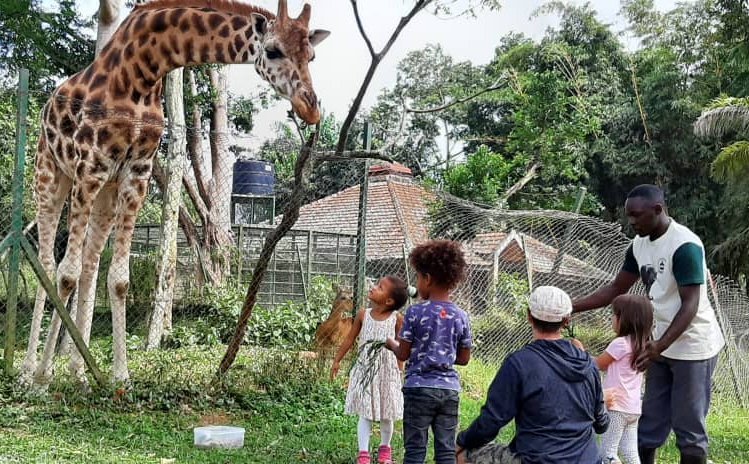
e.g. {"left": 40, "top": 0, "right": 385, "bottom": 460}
{"left": 0, "top": 84, "right": 747, "bottom": 406}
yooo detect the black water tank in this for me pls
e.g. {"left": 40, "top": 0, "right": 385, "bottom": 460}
{"left": 232, "top": 160, "right": 275, "bottom": 195}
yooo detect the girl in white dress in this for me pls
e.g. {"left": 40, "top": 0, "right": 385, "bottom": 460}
{"left": 332, "top": 275, "right": 409, "bottom": 464}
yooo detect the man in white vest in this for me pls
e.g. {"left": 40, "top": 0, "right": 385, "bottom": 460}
{"left": 572, "top": 184, "right": 724, "bottom": 464}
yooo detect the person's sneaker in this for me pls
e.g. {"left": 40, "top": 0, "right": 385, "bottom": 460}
{"left": 377, "top": 445, "right": 392, "bottom": 464}
{"left": 357, "top": 450, "right": 371, "bottom": 464}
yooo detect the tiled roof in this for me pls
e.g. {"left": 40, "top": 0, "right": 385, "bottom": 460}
{"left": 291, "top": 173, "right": 433, "bottom": 260}
{"left": 468, "top": 231, "right": 611, "bottom": 279}
{"left": 290, "top": 167, "right": 610, "bottom": 279}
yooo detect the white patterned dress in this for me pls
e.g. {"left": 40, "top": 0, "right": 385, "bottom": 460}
{"left": 344, "top": 309, "right": 403, "bottom": 421}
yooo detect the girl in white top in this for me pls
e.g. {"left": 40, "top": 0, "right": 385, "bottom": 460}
{"left": 596, "top": 294, "right": 654, "bottom": 464}
{"left": 331, "top": 276, "right": 409, "bottom": 464}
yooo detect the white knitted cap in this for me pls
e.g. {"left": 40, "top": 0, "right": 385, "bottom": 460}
{"left": 529, "top": 286, "right": 572, "bottom": 322}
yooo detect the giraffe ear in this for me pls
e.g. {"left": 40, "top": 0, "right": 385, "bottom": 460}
{"left": 309, "top": 29, "right": 330, "bottom": 47}
{"left": 251, "top": 13, "right": 268, "bottom": 36}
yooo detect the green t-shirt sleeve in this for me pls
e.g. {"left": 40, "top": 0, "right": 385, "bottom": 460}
{"left": 622, "top": 244, "right": 639, "bottom": 275}
{"left": 673, "top": 242, "right": 705, "bottom": 286}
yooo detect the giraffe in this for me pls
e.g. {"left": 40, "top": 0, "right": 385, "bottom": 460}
{"left": 21, "top": 0, "right": 329, "bottom": 387}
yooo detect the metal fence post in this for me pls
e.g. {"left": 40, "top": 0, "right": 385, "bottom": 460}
{"left": 352, "top": 122, "right": 371, "bottom": 313}
{"left": 4, "top": 69, "right": 29, "bottom": 374}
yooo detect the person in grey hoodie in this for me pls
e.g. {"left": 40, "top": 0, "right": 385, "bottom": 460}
{"left": 455, "top": 286, "right": 609, "bottom": 464}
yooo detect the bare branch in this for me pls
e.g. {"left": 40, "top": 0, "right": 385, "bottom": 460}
{"left": 218, "top": 126, "right": 320, "bottom": 377}
{"left": 630, "top": 59, "right": 652, "bottom": 146}
{"left": 378, "top": 101, "right": 410, "bottom": 153}
{"left": 151, "top": 158, "right": 202, "bottom": 248}
{"left": 350, "top": 0, "right": 376, "bottom": 59}
{"left": 421, "top": 148, "right": 467, "bottom": 173}
{"left": 336, "top": 0, "right": 433, "bottom": 154}
{"left": 314, "top": 151, "right": 395, "bottom": 163}
{"left": 182, "top": 174, "right": 209, "bottom": 226}
{"left": 463, "top": 135, "right": 508, "bottom": 144}
{"left": 287, "top": 109, "right": 309, "bottom": 144}
{"left": 500, "top": 162, "right": 540, "bottom": 204}
{"left": 406, "top": 78, "right": 505, "bottom": 114}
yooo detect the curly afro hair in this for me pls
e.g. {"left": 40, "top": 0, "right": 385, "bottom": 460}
{"left": 409, "top": 240, "right": 466, "bottom": 290}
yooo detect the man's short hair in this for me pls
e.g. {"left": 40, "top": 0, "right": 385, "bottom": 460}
{"left": 627, "top": 184, "right": 665, "bottom": 204}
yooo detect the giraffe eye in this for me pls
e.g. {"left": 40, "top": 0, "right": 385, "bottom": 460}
{"left": 266, "top": 48, "right": 284, "bottom": 60}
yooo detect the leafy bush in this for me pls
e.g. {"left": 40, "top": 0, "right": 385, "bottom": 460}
{"left": 128, "top": 253, "right": 158, "bottom": 322}
{"left": 306, "top": 275, "right": 339, "bottom": 321}
{"left": 168, "top": 275, "right": 341, "bottom": 349}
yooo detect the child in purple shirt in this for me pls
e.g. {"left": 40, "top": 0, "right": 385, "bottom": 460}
{"left": 386, "top": 240, "right": 472, "bottom": 464}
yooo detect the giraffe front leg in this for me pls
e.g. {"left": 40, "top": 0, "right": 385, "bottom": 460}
{"left": 20, "top": 156, "right": 71, "bottom": 387}
{"left": 108, "top": 177, "right": 149, "bottom": 384}
{"left": 69, "top": 187, "right": 117, "bottom": 384}
{"left": 34, "top": 174, "right": 104, "bottom": 387}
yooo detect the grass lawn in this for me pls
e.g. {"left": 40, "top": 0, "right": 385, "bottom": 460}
{"left": 0, "top": 347, "right": 746, "bottom": 463}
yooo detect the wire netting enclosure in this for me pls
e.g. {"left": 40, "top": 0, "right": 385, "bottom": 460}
{"left": 0, "top": 81, "right": 747, "bottom": 408}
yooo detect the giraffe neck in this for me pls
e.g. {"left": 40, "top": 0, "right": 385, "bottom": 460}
{"left": 94, "top": 6, "right": 265, "bottom": 98}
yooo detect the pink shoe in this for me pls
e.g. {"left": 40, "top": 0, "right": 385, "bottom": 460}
{"left": 357, "top": 450, "right": 371, "bottom": 464}
{"left": 378, "top": 445, "right": 393, "bottom": 464}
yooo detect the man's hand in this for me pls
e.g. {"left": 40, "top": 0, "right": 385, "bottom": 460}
{"left": 635, "top": 340, "right": 663, "bottom": 371}
{"left": 456, "top": 446, "right": 469, "bottom": 464}
{"left": 330, "top": 361, "right": 340, "bottom": 380}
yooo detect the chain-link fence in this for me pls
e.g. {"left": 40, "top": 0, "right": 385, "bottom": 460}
{"left": 420, "top": 196, "right": 749, "bottom": 406}
{"left": 1, "top": 75, "right": 748, "bottom": 406}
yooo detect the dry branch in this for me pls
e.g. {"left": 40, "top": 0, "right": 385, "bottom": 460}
{"left": 217, "top": 128, "right": 319, "bottom": 377}
{"left": 405, "top": 78, "right": 505, "bottom": 114}
{"left": 336, "top": 0, "right": 433, "bottom": 154}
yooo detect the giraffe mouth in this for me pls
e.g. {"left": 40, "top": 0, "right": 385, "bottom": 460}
{"left": 291, "top": 90, "right": 320, "bottom": 125}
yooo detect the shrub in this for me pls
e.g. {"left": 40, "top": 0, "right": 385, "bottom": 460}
{"left": 167, "top": 275, "right": 342, "bottom": 349}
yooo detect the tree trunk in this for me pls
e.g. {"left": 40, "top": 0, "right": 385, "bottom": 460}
{"left": 205, "top": 65, "right": 235, "bottom": 282}
{"left": 147, "top": 68, "right": 186, "bottom": 349}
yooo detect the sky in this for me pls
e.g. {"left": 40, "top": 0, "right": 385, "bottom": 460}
{"left": 73, "top": 0, "right": 680, "bottom": 147}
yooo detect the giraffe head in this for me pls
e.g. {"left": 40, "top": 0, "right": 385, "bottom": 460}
{"left": 252, "top": 0, "right": 329, "bottom": 124}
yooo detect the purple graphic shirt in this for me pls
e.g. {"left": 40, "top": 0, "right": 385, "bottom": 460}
{"left": 399, "top": 300, "right": 472, "bottom": 391}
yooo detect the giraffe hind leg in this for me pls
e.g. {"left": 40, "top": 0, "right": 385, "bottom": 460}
{"left": 68, "top": 186, "right": 117, "bottom": 384}
{"left": 107, "top": 176, "right": 150, "bottom": 384}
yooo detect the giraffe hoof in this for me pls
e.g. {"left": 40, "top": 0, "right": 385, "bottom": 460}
{"left": 71, "top": 371, "right": 90, "bottom": 392}
{"left": 30, "top": 379, "right": 51, "bottom": 394}
{"left": 76, "top": 378, "right": 92, "bottom": 394}
{"left": 18, "top": 370, "right": 35, "bottom": 389}
{"left": 32, "top": 365, "right": 55, "bottom": 390}
{"left": 111, "top": 373, "right": 131, "bottom": 388}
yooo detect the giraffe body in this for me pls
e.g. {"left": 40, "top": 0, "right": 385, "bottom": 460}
{"left": 22, "top": 0, "right": 329, "bottom": 387}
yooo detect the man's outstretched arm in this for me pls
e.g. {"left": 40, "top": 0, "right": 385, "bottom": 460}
{"left": 573, "top": 270, "right": 639, "bottom": 314}
{"left": 573, "top": 244, "right": 639, "bottom": 313}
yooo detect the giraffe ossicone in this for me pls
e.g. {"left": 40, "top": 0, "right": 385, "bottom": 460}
{"left": 21, "top": 0, "right": 329, "bottom": 387}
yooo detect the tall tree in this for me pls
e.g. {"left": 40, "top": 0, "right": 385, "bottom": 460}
{"left": 0, "top": 0, "right": 94, "bottom": 91}
{"left": 147, "top": 68, "right": 186, "bottom": 349}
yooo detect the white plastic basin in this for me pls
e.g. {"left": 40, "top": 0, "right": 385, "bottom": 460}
{"left": 193, "top": 425, "right": 245, "bottom": 449}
